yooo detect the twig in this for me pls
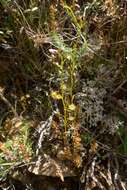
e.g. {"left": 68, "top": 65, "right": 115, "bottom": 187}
{"left": 36, "top": 113, "right": 54, "bottom": 155}
{"left": 112, "top": 80, "right": 127, "bottom": 95}
{"left": 0, "top": 92, "right": 17, "bottom": 116}
{"left": 90, "top": 157, "right": 106, "bottom": 190}
{"left": 113, "top": 154, "right": 126, "bottom": 190}
{"left": 104, "top": 40, "right": 127, "bottom": 45}
{"left": 111, "top": 97, "right": 127, "bottom": 120}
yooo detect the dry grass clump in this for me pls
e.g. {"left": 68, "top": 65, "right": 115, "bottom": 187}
{"left": 0, "top": 0, "right": 127, "bottom": 189}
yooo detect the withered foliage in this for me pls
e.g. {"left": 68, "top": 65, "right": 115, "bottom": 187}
{"left": 0, "top": 0, "right": 127, "bottom": 190}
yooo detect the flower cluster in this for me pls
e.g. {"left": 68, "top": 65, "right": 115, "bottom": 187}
{"left": 76, "top": 80, "right": 106, "bottom": 127}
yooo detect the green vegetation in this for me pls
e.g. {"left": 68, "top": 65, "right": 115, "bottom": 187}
{"left": 0, "top": 0, "right": 127, "bottom": 189}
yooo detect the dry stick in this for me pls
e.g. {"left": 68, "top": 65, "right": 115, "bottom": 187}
{"left": 88, "top": 46, "right": 118, "bottom": 65}
{"left": 112, "top": 154, "right": 120, "bottom": 190}
{"left": 112, "top": 80, "right": 127, "bottom": 95}
{"left": 107, "top": 158, "right": 116, "bottom": 190}
{"left": 0, "top": 92, "right": 17, "bottom": 116}
{"left": 104, "top": 40, "right": 127, "bottom": 45}
{"left": 113, "top": 154, "right": 126, "bottom": 190}
{"left": 111, "top": 97, "right": 127, "bottom": 120}
{"left": 90, "top": 157, "right": 106, "bottom": 190}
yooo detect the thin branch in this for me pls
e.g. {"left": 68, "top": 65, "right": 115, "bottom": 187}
{"left": 111, "top": 97, "right": 127, "bottom": 120}
{"left": 0, "top": 92, "right": 17, "bottom": 116}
